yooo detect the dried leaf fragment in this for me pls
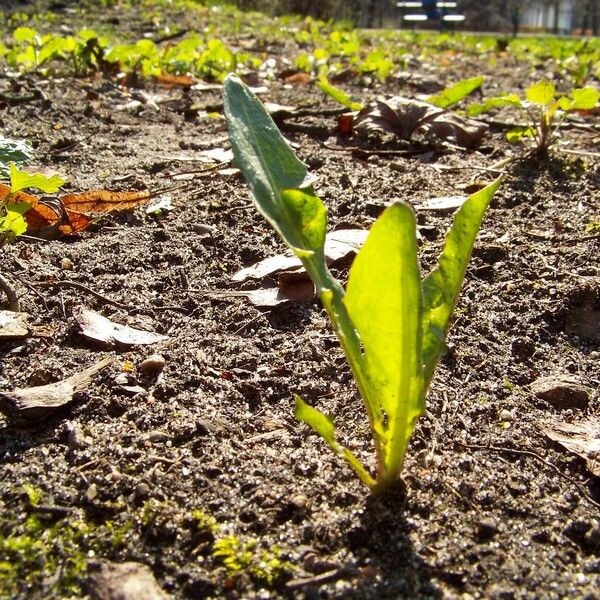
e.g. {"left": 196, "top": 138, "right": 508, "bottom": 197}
{"left": 543, "top": 418, "right": 600, "bottom": 477}
{"left": 0, "top": 356, "right": 112, "bottom": 422}
{"left": 0, "top": 310, "right": 29, "bottom": 338}
{"left": 73, "top": 306, "right": 168, "bottom": 347}
{"left": 415, "top": 195, "right": 468, "bottom": 212}
{"left": 232, "top": 229, "right": 368, "bottom": 282}
{"left": 88, "top": 561, "right": 171, "bottom": 600}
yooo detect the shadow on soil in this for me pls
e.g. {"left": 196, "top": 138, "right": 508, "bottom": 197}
{"left": 340, "top": 482, "right": 441, "bottom": 599}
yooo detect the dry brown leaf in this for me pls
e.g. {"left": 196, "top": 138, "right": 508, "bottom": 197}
{"left": 154, "top": 73, "right": 195, "bottom": 87}
{"left": 61, "top": 190, "right": 151, "bottom": 213}
{"left": 543, "top": 418, "right": 600, "bottom": 477}
{"left": 354, "top": 96, "right": 488, "bottom": 148}
{"left": 0, "top": 356, "right": 112, "bottom": 422}
{"left": 232, "top": 229, "right": 368, "bottom": 282}
{"left": 73, "top": 306, "right": 168, "bottom": 347}
{"left": 0, "top": 183, "right": 61, "bottom": 231}
{"left": 0, "top": 310, "right": 29, "bottom": 339}
{"left": 283, "top": 72, "right": 312, "bottom": 85}
{"left": 245, "top": 272, "right": 315, "bottom": 307}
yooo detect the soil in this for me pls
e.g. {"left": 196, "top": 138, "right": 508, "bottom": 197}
{"left": 1, "top": 2, "right": 599, "bottom": 599}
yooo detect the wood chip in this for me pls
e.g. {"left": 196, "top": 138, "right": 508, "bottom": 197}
{"left": 0, "top": 310, "right": 29, "bottom": 338}
{"left": 88, "top": 561, "right": 171, "bottom": 600}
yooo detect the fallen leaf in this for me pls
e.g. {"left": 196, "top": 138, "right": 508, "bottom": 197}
{"left": 197, "top": 148, "right": 233, "bottom": 163}
{"left": 264, "top": 102, "right": 298, "bottom": 116}
{"left": 245, "top": 272, "right": 315, "bottom": 307}
{"left": 88, "top": 561, "right": 171, "bottom": 600}
{"left": 146, "top": 194, "right": 174, "bottom": 214}
{"left": 154, "top": 73, "right": 195, "bottom": 87}
{"left": 0, "top": 310, "right": 29, "bottom": 338}
{"left": 354, "top": 96, "right": 488, "bottom": 148}
{"left": 0, "top": 356, "right": 112, "bottom": 422}
{"left": 415, "top": 195, "right": 468, "bottom": 211}
{"left": 73, "top": 306, "right": 168, "bottom": 347}
{"left": 61, "top": 190, "right": 151, "bottom": 213}
{"left": 543, "top": 417, "right": 600, "bottom": 477}
{"left": 232, "top": 229, "right": 368, "bottom": 282}
{"left": 283, "top": 72, "right": 312, "bottom": 85}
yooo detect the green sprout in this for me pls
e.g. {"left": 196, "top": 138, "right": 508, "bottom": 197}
{"left": 468, "top": 79, "right": 599, "bottom": 155}
{"left": 223, "top": 75, "right": 502, "bottom": 491}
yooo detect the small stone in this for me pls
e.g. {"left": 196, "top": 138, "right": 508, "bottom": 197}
{"left": 134, "top": 482, "right": 150, "bottom": 499}
{"left": 290, "top": 494, "right": 309, "bottom": 510}
{"left": 86, "top": 483, "right": 98, "bottom": 502}
{"left": 60, "top": 257, "right": 73, "bottom": 270}
{"left": 531, "top": 375, "right": 592, "bottom": 410}
{"left": 498, "top": 409, "right": 513, "bottom": 421}
{"left": 114, "top": 373, "right": 129, "bottom": 386}
{"left": 475, "top": 518, "right": 498, "bottom": 541}
{"left": 139, "top": 354, "right": 166, "bottom": 376}
{"left": 68, "top": 426, "right": 89, "bottom": 450}
{"left": 145, "top": 431, "right": 170, "bottom": 443}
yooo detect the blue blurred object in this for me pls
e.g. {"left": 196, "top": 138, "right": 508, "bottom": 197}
{"left": 421, "top": 0, "right": 440, "bottom": 19}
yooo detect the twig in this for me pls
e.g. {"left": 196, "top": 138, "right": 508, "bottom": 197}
{"left": 0, "top": 273, "right": 20, "bottom": 311}
{"left": 323, "top": 142, "right": 431, "bottom": 157}
{"left": 29, "top": 280, "right": 128, "bottom": 309}
{"left": 286, "top": 568, "right": 354, "bottom": 590}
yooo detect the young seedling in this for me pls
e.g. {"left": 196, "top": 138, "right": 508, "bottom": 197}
{"left": 0, "top": 163, "right": 64, "bottom": 244}
{"left": 468, "top": 79, "right": 599, "bottom": 155}
{"left": 223, "top": 75, "right": 501, "bottom": 491}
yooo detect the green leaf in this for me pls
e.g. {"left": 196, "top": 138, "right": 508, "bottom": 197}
{"left": 223, "top": 75, "right": 324, "bottom": 258}
{"left": 294, "top": 395, "right": 375, "bottom": 488}
{"left": 428, "top": 76, "right": 484, "bottom": 109}
{"left": 9, "top": 163, "right": 65, "bottom": 194}
{"left": 317, "top": 76, "right": 363, "bottom": 111}
{"left": 344, "top": 203, "right": 424, "bottom": 482}
{"left": 466, "top": 93, "right": 521, "bottom": 116}
{"left": 2, "top": 202, "right": 30, "bottom": 238}
{"left": 13, "top": 27, "right": 39, "bottom": 43}
{"left": 526, "top": 80, "right": 555, "bottom": 105}
{"left": 421, "top": 178, "right": 502, "bottom": 389}
{"left": 506, "top": 125, "right": 536, "bottom": 143}
{"left": 570, "top": 87, "right": 600, "bottom": 110}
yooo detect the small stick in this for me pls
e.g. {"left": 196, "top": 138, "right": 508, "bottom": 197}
{"left": 0, "top": 273, "right": 20, "bottom": 311}
{"left": 30, "top": 280, "right": 128, "bottom": 309}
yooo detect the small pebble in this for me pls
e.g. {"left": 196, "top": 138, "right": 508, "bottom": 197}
{"left": 134, "top": 482, "right": 151, "bottom": 499}
{"left": 498, "top": 409, "right": 513, "bottom": 421}
{"left": 290, "top": 494, "right": 309, "bottom": 510}
{"left": 476, "top": 519, "right": 498, "bottom": 541}
{"left": 114, "top": 373, "right": 129, "bottom": 386}
{"left": 85, "top": 483, "right": 98, "bottom": 501}
{"left": 139, "top": 354, "right": 166, "bottom": 376}
{"left": 60, "top": 257, "right": 73, "bottom": 270}
{"left": 67, "top": 426, "right": 89, "bottom": 450}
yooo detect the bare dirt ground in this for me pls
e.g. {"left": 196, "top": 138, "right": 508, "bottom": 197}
{"left": 1, "top": 2, "right": 599, "bottom": 599}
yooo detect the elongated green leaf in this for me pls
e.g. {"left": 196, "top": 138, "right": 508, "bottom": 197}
{"left": 506, "top": 126, "right": 535, "bottom": 143}
{"left": 467, "top": 93, "right": 521, "bottom": 116}
{"left": 223, "top": 75, "right": 325, "bottom": 257}
{"left": 9, "top": 163, "right": 64, "bottom": 194}
{"left": 526, "top": 80, "right": 555, "bottom": 105}
{"left": 317, "top": 76, "right": 363, "bottom": 111}
{"left": 294, "top": 395, "right": 375, "bottom": 488}
{"left": 421, "top": 177, "right": 502, "bottom": 389}
{"left": 428, "top": 76, "right": 484, "bottom": 109}
{"left": 344, "top": 203, "right": 424, "bottom": 481}
{"left": 570, "top": 87, "right": 600, "bottom": 110}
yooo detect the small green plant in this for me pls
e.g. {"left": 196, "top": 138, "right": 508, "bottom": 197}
{"left": 427, "top": 75, "right": 484, "bottom": 109}
{"left": 213, "top": 535, "right": 290, "bottom": 585}
{"left": 468, "top": 79, "right": 599, "bottom": 155}
{"left": 0, "top": 163, "right": 64, "bottom": 244}
{"left": 223, "top": 75, "right": 501, "bottom": 491}
{"left": 317, "top": 75, "right": 363, "bottom": 110}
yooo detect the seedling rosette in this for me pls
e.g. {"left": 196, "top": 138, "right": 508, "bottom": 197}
{"left": 223, "top": 75, "right": 502, "bottom": 491}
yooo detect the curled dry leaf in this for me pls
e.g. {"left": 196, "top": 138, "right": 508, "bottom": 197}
{"left": 73, "top": 305, "right": 168, "bottom": 347}
{"left": 245, "top": 272, "right": 316, "bottom": 307}
{"left": 354, "top": 96, "right": 488, "bottom": 148}
{"left": 0, "top": 356, "right": 112, "bottom": 422}
{"left": 543, "top": 418, "right": 600, "bottom": 477}
{"left": 0, "top": 310, "right": 29, "bottom": 339}
{"left": 232, "top": 229, "right": 369, "bottom": 282}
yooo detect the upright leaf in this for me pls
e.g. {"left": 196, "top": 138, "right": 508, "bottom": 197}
{"left": 344, "top": 203, "right": 424, "bottom": 481}
{"left": 317, "top": 76, "right": 364, "bottom": 111}
{"left": 223, "top": 75, "right": 323, "bottom": 257}
{"left": 526, "top": 80, "right": 555, "bottom": 105}
{"left": 421, "top": 178, "right": 502, "bottom": 389}
{"left": 570, "top": 87, "right": 600, "bottom": 110}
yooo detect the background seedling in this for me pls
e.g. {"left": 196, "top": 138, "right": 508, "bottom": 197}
{"left": 224, "top": 75, "right": 501, "bottom": 491}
